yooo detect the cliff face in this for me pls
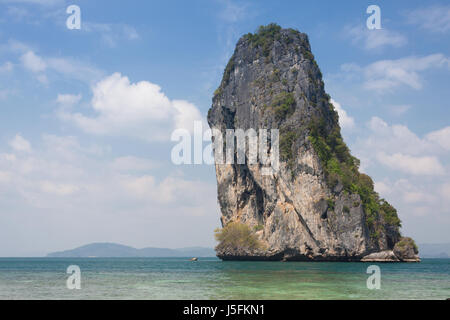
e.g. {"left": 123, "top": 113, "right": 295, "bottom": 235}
{"left": 208, "top": 24, "right": 419, "bottom": 262}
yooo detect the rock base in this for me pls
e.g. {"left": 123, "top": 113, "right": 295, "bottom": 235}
{"left": 217, "top": 249, "right": 420, "bottom": 262}
{"left": 361, "top": 250, "right": 420, "bottom": 262}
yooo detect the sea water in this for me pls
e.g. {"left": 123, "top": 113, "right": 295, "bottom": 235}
{"left": 0, "top": 257, "right": 448, "bottom": 299}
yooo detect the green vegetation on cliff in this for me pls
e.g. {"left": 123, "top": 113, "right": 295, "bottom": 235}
{"left": 244, "top": 23, "right": 282, "bottom": 57}
{"left": 243, "top": 23, "right": 314, "bottom": 63}
{"left": 280, "top": 130, "right": 298, "bottom": 162}
{"left": 395, "top": 237, "right": 419, "bottom": 253}
{"left": 214, "top": 23, "right": 315, "bottom": 98}
{"left": 393, "top": 237, "right": 419, "bottom": 260}
{"left": 214, "top": 222, "right": 264, "bottom": 252}
{"left": 209, "top": 23, "right": 414, "bottom": 260}
{"left": 271, "top": 92, "right": 296, "bottom": 121}
{"left": 308, "top": 106, "right": 401, "bottom": 237}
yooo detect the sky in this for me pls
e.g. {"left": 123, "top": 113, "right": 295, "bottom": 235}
{"left": 0, "top": 0, "right": 449, "bottom": 256}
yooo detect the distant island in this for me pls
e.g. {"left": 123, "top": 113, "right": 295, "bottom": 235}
{"left": 47, "top": 243, "right": 216, "bottom": 258}
{"left": 46, "top": 242, "right": 449, "bottom": 258}
{"left": 418, "top": 243, "right": 450, "bottom": 258}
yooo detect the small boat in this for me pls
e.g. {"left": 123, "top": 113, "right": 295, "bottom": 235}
{"left": 189, "top": 257, "right": 198, "bottom": 261}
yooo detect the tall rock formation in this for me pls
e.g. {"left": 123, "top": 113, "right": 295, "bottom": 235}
{"left": 208, "top": 24, "right": 419, "bottom": 262}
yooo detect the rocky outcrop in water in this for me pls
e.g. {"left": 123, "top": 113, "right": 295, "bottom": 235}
{"left": 208, "top": 24, "right": 419, "bottom": 262}
{"left": 393, "top": 237, "right": 420, "bottom": 262}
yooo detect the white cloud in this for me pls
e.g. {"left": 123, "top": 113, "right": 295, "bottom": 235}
{"left": 45, "top": 57, "right": 103, "bottom": 83}
{"left": 36, "top": 74, "right": 48, "bottom": 85}
{"left": 172, "top": 100, "right": 205, "bottom": 133}
{"left": 0, "top": 134, "right": 215, "bottom": 208}
{"left": 217, "top": 0, "right": 249, "bottom": 23}
{"left": 425, "top": 126, "right": 450, "bottom": 151}
{"left": 365, "top": 117, "right": 432, "bottom": 155}
{"left": 354, "top": 117, "right": 449, "bottom": 177}
{"left": 334, "top": 54, "right": 450, "bottom": 94}
{"left": 123, "top": 25, "right": 140, "bottom": 40}
{"left": 388, "top": 104, "right": 411, "bottom": 116}
{"left": 83, "top": 23, "right": 140, "bottom": 47}
{"left": 20, "top": 50, "right": 103, "bottom": 84}
{"left": 0, "top": 61, "right": 14, "bottom": 73}
{"left": 0, "top": 0, "right": 63, "bottom": 5}
{"left": 41, "top": 134, "right": 106, "bottom": 160}
{"left": 6, "top": 6, "right": 29, "bottom": 20}
{"left": 330, "top": 98, "right": 354, "bottom": 129}
{"left": 21, "top": 50, "right": 46, "bottom": 72}
{"left": 345, "top": 25, "right": 407, "bottom": 50}
{"left": 325, "top": 50, "right": 450, "bottom": 242}
{"left": 0, "top": 89, "right": 13, "bottom": 100}
{"left": 407, "top": 5, "right": 450, "bottom": 33}
{"left": 0, "top": 39, "right": 32, "bottom": 55}
{"left": 0, "top": 134, "right": 219, "bottom": 254}
{"left": 440, "top": 183, "right": 450, "bottom": 202}
{"left": 110, "top": 156, "right": 159, "bottom": 172}
{"left": 56, "top": 93, "right": 82, "bottom": 109}
{"left": 373, "top": 178, "right": 448, "bottom": 222}
{"left": 60, "top": 73, "right": 204, "bottom": 141}
{"left": 401, "top": 190, "right": 437, "bottom": 204}
{"left": 363, "top": 54, "right": 449, "bottom": 91}
{"left": 121, "top": 174, "right": 212, "bottom": 205}
{"left": 9, "top": 134, "right": 32, "bottom": 153}
{"left": 374, "top": 181, "right": 391, "bottom": 195}
{"left": 377, "top": 152, "right": 445, "bottom": 176}
{"left": 0, "top": 170, "right": 12, "bottom": 183}
{"left": 40, "top": 180, "right": 79, "bottom": 196}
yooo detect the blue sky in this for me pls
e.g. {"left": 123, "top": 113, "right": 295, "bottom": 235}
{"left": 0, "top": 0, "right": 449, "bottom": 256}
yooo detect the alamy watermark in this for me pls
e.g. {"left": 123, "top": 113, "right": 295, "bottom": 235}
{"left": 366, "top": 5, "right": 381, "bottom": 30}
{"left": 366, "top": 265, "right": 381, "bottom": 290}
{"left": 170, "top": 121, "right": 280, "bottom": 175}
{"left": 66, "top": 5, "right": 81, "bottom": 30}
{"left": 66, "top": 265, "right": 81, "bottom": 290}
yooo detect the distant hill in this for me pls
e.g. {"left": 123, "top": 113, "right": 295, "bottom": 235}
{"left": 47, "top": 242, "right": 449, "bottom": 258}
{"left": 418, "top": 243, "right": 450, "bottom": 258}
{"left": 47, "top": 243, "right": 216, "bottom": 257}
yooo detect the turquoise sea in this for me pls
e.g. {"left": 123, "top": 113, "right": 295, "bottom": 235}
{"left": 0, "top": 258, "right": 448, "bottom": 300}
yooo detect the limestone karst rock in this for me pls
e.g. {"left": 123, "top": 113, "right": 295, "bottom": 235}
{"left": 208, "top": 24, "right": 419, "bottom": 262}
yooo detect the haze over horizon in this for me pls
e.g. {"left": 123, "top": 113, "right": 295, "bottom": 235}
{"left": 0, "top": 0, "right": 449, "bottom": 256}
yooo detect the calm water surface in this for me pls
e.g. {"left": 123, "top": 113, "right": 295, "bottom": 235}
{"left": 0, "top": 258, "right": 448, "bottom": 299}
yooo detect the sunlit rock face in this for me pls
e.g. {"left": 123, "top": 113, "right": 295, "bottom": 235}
{"left": 208, "top": 24, "right": 417, "bottom": 262}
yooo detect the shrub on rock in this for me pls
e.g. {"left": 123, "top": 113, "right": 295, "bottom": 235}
{"left": 214, "top": 222, "right": 263, "bottom": 253}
